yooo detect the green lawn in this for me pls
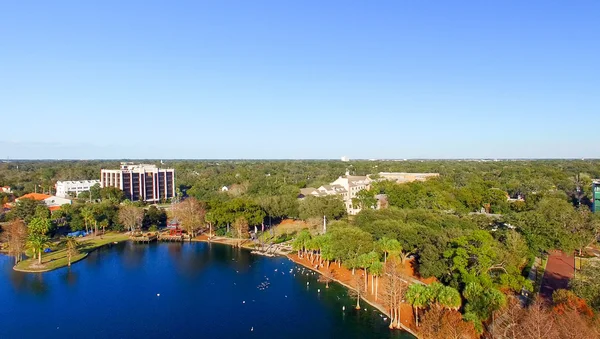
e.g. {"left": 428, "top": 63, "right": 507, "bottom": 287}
{"left": 14, "top": 232, "right": 129, "bottom": 273}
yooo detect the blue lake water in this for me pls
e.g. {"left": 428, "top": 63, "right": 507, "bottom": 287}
{"left": 0, "top": 242, "right": 412, "bottom": 338}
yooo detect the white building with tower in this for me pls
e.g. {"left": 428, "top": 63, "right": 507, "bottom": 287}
{"left": 101, "top": 163, "right": 175, "bottom": 202}
{"left": 55, "top": 180, "right": 100, "bottom": 198}
{"left": 299, "top": 171, "right": 439, "bottom": 215}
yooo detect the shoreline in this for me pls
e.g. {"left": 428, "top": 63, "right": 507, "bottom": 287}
{"left": 287, "top": 254, "right": 420, "bottom": 339}
{"left": 13, "top": 253, "right": 89, "bottom": 273}
{"left": 12, "top": 233, "right": 129, "bottom": 273}
{"left": 195, "top": 235, "right": 419, "bottom": 338}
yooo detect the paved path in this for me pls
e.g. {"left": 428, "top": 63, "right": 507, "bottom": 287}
{"left": 540, "top": 250, "right": 574, "bottom": 300}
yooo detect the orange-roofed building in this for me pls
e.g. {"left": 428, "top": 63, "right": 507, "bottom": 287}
{"left": 14, "top": 193, "right": 72, "bottom": 212}
{"left": 16, "top": 193, "right": 52, "bottom": 201}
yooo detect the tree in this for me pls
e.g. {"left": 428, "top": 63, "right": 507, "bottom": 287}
{"left": 352, "top": 189, "right": 377, "bottom": 211}
{"left": 369, "top": 261, "right": 383, "bottom": 299}
{"left": 100, "top": 186, "right": 125, "bottom": 203}
{"left": 432, "top": 284, "right": 461, "bottom": 311}
{"left": 11, "top": 198, "right": 41, "bottom": 223}
{"left": 171, "top": 197, "right": 206, "bottom": 238}
{"left": 318, "top": 267, "right": 334, "bottom": 288}
{"left": 1, "top": 219, "right": 27, "bottom": 264}
{"left": 89, "top": 183, "right": 101, "bottom": 200}
{"left": 462, "top": 282, "right": 506, "bottom": 333}
{"left": 232, "top": 216, "right": 249, "bottom": 247}
{"left": 63, "top": 236, "right": 79, "bottom": 266}
{"left": 492, "top": 296, "right": 525, "bottom": 339}
{"left": 143, "top": 205, "right": 167, "bottom": 229}
{"left": 517, "top": 298, "right": 558, "bottom": 339}
{"left": 80, "top": 205, "right": 95, "bottom": 235}
{"left": 34, "top": 205, "right": 50, "bottom": 219}
{"left": 27, "top": 233, "right": 50, "bottom": 265}
{"left": 405, "top": 283, "right": 431, "bottom": 327}
{"left": 377, "top": 237, "right": 401, "bottom": 263}
{"left": 571, "top": 207, "right": 600, "bottom": 256}
{"left": 292, "top": 230, "right": 311, "bottom": 257}
{"left": 419, "top": 308, "right": 478, "bottom": 339}
{"left": 298, "top": 195, "right": 347, "bottom": 221}
{"left": 348, "top": 273, "right": 366, "bottom": 310}
{"left": 357, "top": 253, "right": 372, "bottom": 292}
{"left": 118, "top": 205, "right": 144, "bottom": 233}
{"left": 28, "top": 216, "right": 51, "bottom": 236}
{"left": 571, "top": 262, "right": 600, "bottom": 311}
{"left": 381, "top": 257, "right": 408, "bottom": 329}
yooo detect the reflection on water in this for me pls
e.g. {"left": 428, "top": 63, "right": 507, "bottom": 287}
{"left": 8, "top": 270, "right": 49, "bottom": 297}
{"left": 61, "top": 268, "right": 78, "bottom": 286}
{"left": 0, "top": 242, "right": 413, "bottom": 339}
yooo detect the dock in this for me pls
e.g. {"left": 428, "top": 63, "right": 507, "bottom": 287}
{"left": 130, "top": 233, "right": 158, "bottom": 243}
{"left": 158, "top": 234, "right": 186, "bottom": 242}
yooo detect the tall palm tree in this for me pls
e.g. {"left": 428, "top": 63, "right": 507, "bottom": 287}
{"left": 63, "top": 236, "right": 79, "bottom": 266}
{"left": 27, "top": 234, "right": 50, "bottom": 265}
{"left": 357, "top": 253, "right": 372, "bottom": 291}
{"left": 369, "top": 261, "right": 383, "bottom": 300}
{"left": 405, "top": 284, "right": 430, "bottom": 327}
{"left": 81, "top": 206, "right": 95, "bottom": 235}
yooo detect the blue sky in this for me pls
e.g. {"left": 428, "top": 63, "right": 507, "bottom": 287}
{"left": 1, "top": 1, "right": 598, "bottom": 159}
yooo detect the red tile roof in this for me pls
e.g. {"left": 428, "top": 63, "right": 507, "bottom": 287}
{"left": 16, "top": 193, "right": 51, "bottom": 201}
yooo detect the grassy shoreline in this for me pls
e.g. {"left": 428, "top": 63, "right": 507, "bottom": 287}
{"left": 13, "top": 233, "right": 129, "bottom": 273}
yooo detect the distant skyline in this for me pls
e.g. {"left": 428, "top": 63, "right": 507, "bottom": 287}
{"left": 1, "top": 1, "right": 599, "bottom": 159}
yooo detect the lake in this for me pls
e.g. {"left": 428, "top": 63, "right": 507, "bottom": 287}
{"left": 0, "top": 241, "right": 413, "bottom": 338}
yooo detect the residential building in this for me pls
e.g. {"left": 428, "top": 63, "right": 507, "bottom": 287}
{"left": 101, "top": 163, "right": 175, "bottom": 202}
{"left": 592, "top": 180, "right": 600, "bottom": 213}
{"left": 299, "top": 171, "right": 372, "bottom": 215}
{"left": 299, "top": 171, "right": 439, "bottom": 215}
{"left": 1, "top": 186, "right": 11, "bottom": 193}
{"left": 55, "top": 180, "right": 100, "bottom": 198}
{"left": 14, "top": 193, "right": 72, "bottom": 212}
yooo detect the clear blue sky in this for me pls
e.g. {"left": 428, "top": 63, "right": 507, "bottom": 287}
{"left": 1, "top": 1, "right": 598, "bottom": 159}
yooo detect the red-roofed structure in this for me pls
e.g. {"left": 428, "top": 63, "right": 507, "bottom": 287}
{"left": 16, "top": 193, "right": 52, "bottom": 201}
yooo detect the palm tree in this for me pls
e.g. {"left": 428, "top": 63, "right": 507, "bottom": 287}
{"left": 405, "top": 284, "right": 430, "bottom": 327}
{"left": 63, "top": 236, "right": 79, "bottom": 266}
{"left": 369, "top": 261, "right": 383, "bottom": 300}
{"left": 292, "top": 230, "right": 311, "bottom": 258}
{"left": 378, "top": 237, "right": 401, "bottom": 263}
{"left": 357, "top": 253, "right": 371, "bottom": 291}
{"left": 81, "top": 206, "right": 95, "bottom": 235}
{"left": 27, "top": 234, "right": 50, "bottom": 265}
{"left": 436, "top": 286, "right": 462, "bottom": 311}
{"left": 398, "top": 250, "right": 413, "bottom": 267}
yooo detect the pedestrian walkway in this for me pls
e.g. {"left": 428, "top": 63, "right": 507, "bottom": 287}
{"left": 540, "top": 250, "right": 574, "bottom": 300}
